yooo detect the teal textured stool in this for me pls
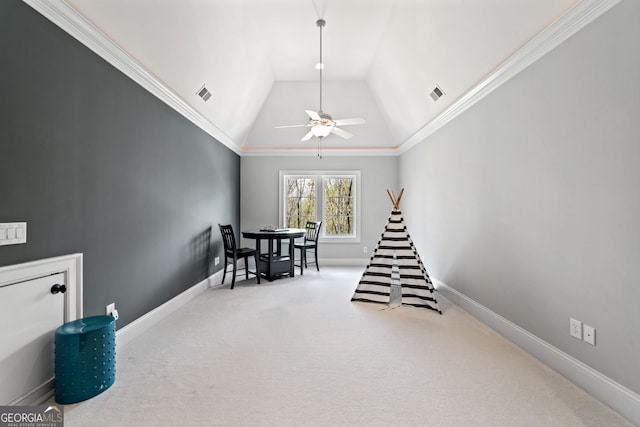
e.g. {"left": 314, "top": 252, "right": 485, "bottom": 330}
{"left": 54, "top": 315, "right": 116, "bottom": 404}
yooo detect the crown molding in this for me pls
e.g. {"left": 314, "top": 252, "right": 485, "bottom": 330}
{"left": 23, "top": 0, "right": 621, "bottom": 158}
{"left": 397, "top": 0, "right": 623, "bottom": 155}
{"left": 22, "top": 0, "right": 242, "bottom": 155}
{"left": 241, "top": 147, "right": 399, "bottom": 157}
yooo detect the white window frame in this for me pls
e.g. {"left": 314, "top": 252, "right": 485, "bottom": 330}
{"left": 279, "top": 170, "right": 361, "bottom": 243}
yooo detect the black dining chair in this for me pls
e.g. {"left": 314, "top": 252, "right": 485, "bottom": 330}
{"left": 294, "top": 221, "right": 322, "bottom": 275}
{"left": 219, "top": 224, "right": 260, "bottom": 289}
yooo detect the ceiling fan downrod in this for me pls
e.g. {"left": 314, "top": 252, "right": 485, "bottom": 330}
{"left": 317, "top": 18, "right": 325, "bottom": 113}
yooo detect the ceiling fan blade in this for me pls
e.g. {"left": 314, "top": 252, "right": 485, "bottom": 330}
{"left": 333, "top": 117, "right": 366, "bottom": 126}
{"left": 274, "top": 124, "right": 307, "bottom": 129}
{"left": 301, "top": 130, "right": 315, "bottom": 141}
{"left": 305, "top": 110, "right": 321, "bottom": 121}
{"left": 331, "top": 127, "right": 353, "bottom": 139}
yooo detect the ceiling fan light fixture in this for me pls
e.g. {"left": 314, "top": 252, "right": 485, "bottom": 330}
{"left": 311, "top": 125, "right": 331, "bottom": 138}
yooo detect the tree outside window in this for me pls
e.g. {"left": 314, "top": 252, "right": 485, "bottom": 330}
{"left": 285, "top": 178, "right": 315, "bottom": 228}
{"left": 323, "top": 177, "right": 353, "bottom": 236}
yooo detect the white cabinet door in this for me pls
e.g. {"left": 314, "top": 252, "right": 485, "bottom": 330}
{"left": 0, "top": 272, "right": 66, "bottom": 405}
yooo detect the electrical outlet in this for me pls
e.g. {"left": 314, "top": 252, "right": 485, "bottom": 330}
{"left": 106, "top": 303, "right": 115, "bottom": 316}
{"left": 570, "top": 318, "right": 582, "bottom": 340}
{"left": 584, "top": 325, "right": 596, "bottom": 345}
{"left": 214, "top": 256, "right": 220, "bottom": 266}
{"left": 363, "top": 246, "right": 368, "bottom": 253}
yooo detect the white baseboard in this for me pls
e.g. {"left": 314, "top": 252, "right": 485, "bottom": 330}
{"left": 320, "top": 258, "right": 368, "bottom": 267}
{"left": 18, "top": 379, "right": 54, "bottom": 406}
{"left": 116, "top": 270, "right": 224, "bottom": 348}
{"left": 434, "top": 279, "right": 640, "bottom": 425}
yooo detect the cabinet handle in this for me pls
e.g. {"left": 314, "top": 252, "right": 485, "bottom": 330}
{"left": 50, "top": 284, "right": 67, "bottom": 294}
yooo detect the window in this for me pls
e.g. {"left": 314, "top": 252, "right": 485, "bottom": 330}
{"left": 285, "top": 177, "right": 316, "bottom": 229}
{"left": 280, "top": 171, "right": 360, "bottom": 241}
{"left": 322, "top": 177, "right": 354, "bottom": 236}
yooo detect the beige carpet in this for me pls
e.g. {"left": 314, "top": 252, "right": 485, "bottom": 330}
{"left": 59, "top": 267, "right": 633, "bottom": 426}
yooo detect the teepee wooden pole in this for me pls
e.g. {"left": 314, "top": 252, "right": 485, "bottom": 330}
{"left": 396, "top": 188, "right": 404, "bottom": 207}
{"left": 386, "top": 189, "right": 396, "bottom": 208}
{"left": 387, "top": 188, "right": 404, "bottom": 210}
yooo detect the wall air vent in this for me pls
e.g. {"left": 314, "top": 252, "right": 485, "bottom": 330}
{"left": 196, "top": 85, "right": 212, "bottom": 102}
{"left": 429, "top": 85, "right": 445, "bottom": 102}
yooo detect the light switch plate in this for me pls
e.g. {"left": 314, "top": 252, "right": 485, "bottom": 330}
{"left": 0, "top": 222, "right": 27, "bottom": 246}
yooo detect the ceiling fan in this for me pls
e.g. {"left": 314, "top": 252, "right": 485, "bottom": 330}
{"left": 275, "top": 19, "right": 366, "bottom": 142}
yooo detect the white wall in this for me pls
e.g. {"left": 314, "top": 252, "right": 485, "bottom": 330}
{"left": 241, "top": 155, "right": 398, "bottom": 261}
{"left": 399, "top": 0, "right": 640, "bottom": 394}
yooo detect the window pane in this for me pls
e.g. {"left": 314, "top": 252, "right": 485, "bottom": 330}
{"left": 285, "top": 178, "right": 315, "bottom": 228}
{"left": 323, "top": 178, "right": 354, "bottom": 236}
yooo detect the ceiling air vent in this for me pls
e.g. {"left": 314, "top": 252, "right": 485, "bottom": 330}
{"left": 429, "top": 85, "right": 445, "bottom": 102}
{"left": 196, "top": 85, "right": 212, "bottom": 102}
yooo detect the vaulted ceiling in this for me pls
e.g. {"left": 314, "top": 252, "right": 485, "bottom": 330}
{"left": 36, "top": 0, "right": 589, "bottom": 155}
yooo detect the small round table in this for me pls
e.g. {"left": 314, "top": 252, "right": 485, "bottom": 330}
{"left": 242, "top": 228, "right": 305, "bottom": 281}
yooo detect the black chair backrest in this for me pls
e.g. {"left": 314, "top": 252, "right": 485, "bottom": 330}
{"left": 304, "top": 221, "right": 322, "bottom": 243}
{"left": 219, "top": 224, "right": 237, "bottom": 254}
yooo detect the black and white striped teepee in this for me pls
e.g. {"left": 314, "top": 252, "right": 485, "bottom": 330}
{"left": 351, "top": 189, "right": 441, "bottom": 314}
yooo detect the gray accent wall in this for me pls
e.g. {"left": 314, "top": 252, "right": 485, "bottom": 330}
{"left": 0, "top": 1, "right": 240, "bottom": 328}
{"left": 240, "top": 156, "right": 398, "bottom": 260}
{"left": 399, "top": 0, "right": 640, "bottom": 394}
